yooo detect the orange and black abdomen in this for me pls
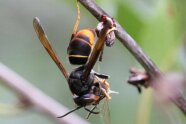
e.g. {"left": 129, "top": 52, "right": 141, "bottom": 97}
{"left": 67, "top": 28, "right": 95, "bottom": 65}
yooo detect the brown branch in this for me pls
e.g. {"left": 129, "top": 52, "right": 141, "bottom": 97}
{"left": 78, "top": 0, "right": 186, "bottom": 116}
{"left": 0, "top": 63, "right": 89, "bottom": 124}
{"left": 78, "top": 0, "right": 160, "bottom": 77}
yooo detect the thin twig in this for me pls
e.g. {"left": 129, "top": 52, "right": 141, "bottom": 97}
{"left": 0, "top": 63, "right": 89, "bottom": 124}
{"left": 78, "top": 0, "right": 160, "bottom": 77}
{"left": 78, "top": 0, "right": 186, "bottom": 116}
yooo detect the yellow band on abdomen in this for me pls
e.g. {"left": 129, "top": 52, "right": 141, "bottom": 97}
{"left": 68, "top": 55, "right": 89, "bottom": 58}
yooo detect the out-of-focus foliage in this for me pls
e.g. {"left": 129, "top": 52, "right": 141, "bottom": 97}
{"left": 0, "top": 0, "right": 186, "bottom": 124}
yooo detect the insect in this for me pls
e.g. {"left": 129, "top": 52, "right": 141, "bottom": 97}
{"left": 33, "top": 0, "right": 117, "bottom": 119}
{"left": 67, "top": 28, "right": 95, "bottom": 65}
{"left": 67, "top": 1, "right": 95, "bottom": 65}
{"left": 67, "top": 1, "right": 116, "bottom": 64}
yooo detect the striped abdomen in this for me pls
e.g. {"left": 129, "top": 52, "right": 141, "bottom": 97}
{"left": 67, "top": 28, "right": 95, "bottom": 65}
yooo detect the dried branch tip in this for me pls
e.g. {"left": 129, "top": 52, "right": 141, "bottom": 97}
{"left": 128, "top": 67, "right": 149, "bottom": 93}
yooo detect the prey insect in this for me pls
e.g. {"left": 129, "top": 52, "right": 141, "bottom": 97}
{"left": 33, "top": 0, "right": 117, "bottom": 119}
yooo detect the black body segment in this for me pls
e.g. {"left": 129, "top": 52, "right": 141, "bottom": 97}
{"left": 67, "top": 28, "right": 95, "bottom": 65}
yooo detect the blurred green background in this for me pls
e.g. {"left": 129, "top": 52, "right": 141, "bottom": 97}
{"left": 0, "top": 0, "right": 186, "bottom": 124}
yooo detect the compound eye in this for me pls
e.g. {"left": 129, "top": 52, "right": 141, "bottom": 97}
{"left": 73, "top": 93, "right": 100, "bottom": 106}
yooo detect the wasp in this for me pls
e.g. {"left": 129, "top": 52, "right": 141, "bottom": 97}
{"left": 67, "top": 1, "right": 116, "bottom": 64}
{"left": 67, "top": 28, "right": 95, "bottom": 65}
{"left": 33, "top": 0, "right": 117, "bottom": 119}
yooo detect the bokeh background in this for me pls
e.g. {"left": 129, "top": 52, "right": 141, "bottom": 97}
{"left": 0, "top": 0, "right": 186, "bottom": 124}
